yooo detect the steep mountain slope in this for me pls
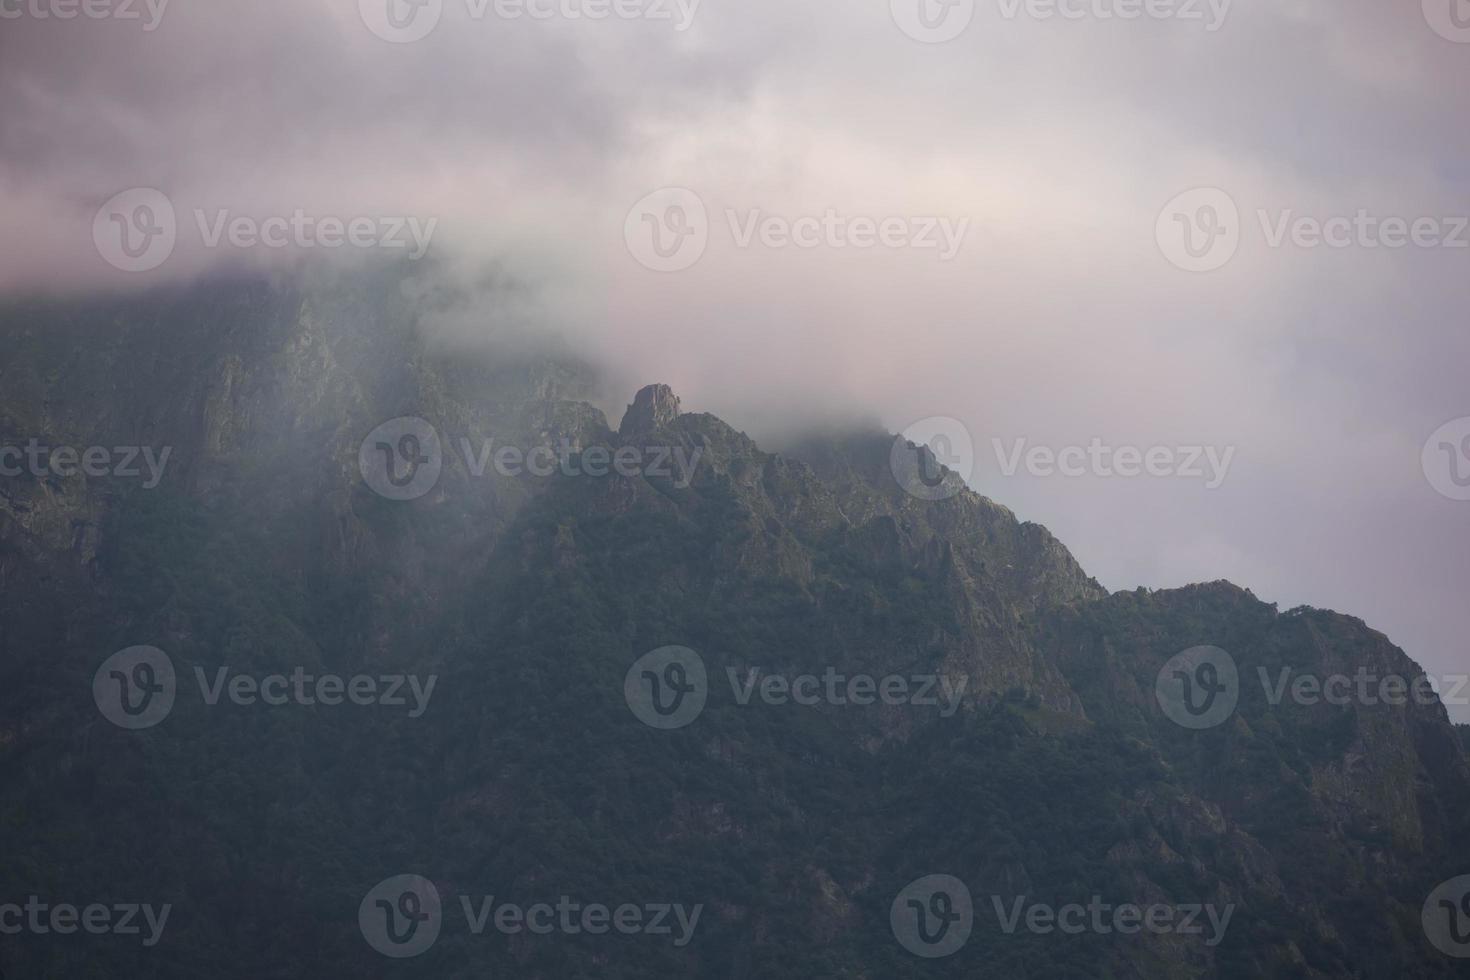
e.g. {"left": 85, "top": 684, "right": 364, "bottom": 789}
{"left": 0, "top": 272, "right": 1466, "bottom": 978}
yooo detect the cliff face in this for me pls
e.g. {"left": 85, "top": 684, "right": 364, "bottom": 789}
{"left": 0, "top": 269, "right": 611, "bottom": 661}
{"left": 0, "top": 271, "right": 1466, "bottom": 978}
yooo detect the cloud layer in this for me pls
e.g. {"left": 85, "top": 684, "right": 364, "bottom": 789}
{"left": 2, "top": 0, "right": 1467, "bottom": 716}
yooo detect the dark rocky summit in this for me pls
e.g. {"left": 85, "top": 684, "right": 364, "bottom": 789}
{"left": 619, "top": 382, "right": 682, "bottom": 437}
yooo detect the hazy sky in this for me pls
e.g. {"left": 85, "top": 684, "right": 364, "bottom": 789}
{"left": 2, "top": 0, "right": 1467, "bottom": 718}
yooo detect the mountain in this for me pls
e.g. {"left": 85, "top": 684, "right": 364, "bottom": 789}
{"left": 2, "top": 268, "right": 1468, "bottom": 978}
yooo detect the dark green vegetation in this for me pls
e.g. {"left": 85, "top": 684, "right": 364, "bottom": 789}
{"left": 2, "top": 269, "right": 1467, "bottom": 977}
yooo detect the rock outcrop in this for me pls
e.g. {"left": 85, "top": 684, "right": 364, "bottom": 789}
{"left": 619, "top": 382, "right": 682, "bottom": 437}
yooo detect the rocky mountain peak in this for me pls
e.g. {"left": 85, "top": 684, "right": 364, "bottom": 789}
{"left": 619, "top": 383, "right": 681, "bottom": 437}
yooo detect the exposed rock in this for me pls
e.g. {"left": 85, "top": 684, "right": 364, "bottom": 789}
{"left": 619, "top": 382, "right": 681, "bottom": 437}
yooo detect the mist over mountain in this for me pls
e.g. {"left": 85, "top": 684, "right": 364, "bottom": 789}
{"left": 5, "top": 0, "right": 1470, "bottom": 974}
{"left": 1, "top": 268, "right": 1467, "bottom": 976}
{"left": 5, "top": 0, "right": 1470, "bottom": 721}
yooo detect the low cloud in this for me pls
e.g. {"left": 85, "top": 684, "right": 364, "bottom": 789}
{"left": 2, "top": 0, "right": 1466, "bottom": 717}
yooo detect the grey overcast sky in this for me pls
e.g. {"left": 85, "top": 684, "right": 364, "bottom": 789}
{"left": 2, "top": 0, "right": 1467, "bottom": 718}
